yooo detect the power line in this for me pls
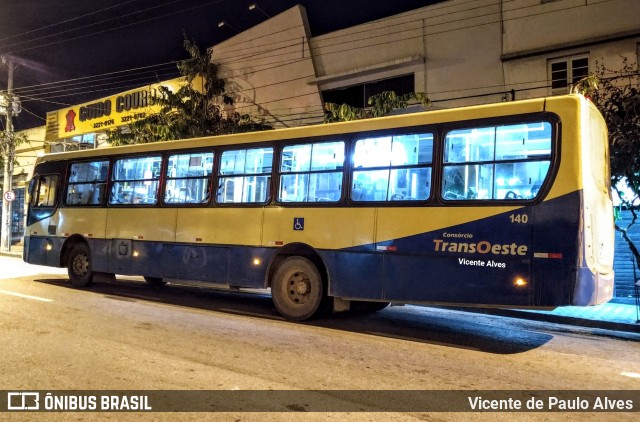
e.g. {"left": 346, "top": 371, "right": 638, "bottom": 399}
{"left": 0, "top": 0, "right": 139, "bottom": 43}
{"left": 10, "top": 61, "right": 181, "bottom": 95}
{"left": 1, "top": 0, "right": 230, "bottom": 56}
{"left": 15, "top": 68, "right": 180, "bottom": 98}
{"left": 13, "top": 105, "right": 46, "bottom": 123}
{"left": 7, "top": 0, "right": 622, "bottom": 125}
{"left": 21, "top": 71, "right": 180, "bottom": 102}
{"left": 7, "top": 0, "right": 602, "bottom": 94}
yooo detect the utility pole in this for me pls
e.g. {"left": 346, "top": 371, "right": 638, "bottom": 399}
{"left": 1, "top": 56, "right": 16, "bottom": 252}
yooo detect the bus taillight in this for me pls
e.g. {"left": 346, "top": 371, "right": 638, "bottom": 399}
{"left": 513, "top": 277, "right": 527, "bottom": 287}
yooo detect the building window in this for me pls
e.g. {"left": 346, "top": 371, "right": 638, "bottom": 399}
{"left": 10, "top": 188, "right": 25, "bottom": 242}
{"left": 322, "top": 74, "right": 415, "bottom": 109}
{"left": 549, "top": 56, "right": 589, "bottom": 93}
{"left": 50, "top": 133, "right": 97, "bottom": 153}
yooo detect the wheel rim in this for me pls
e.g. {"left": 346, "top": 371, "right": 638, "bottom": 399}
{"left": 72, "top": 253, "right": 89, "bottom": 277}
{"left": 285, "top": 270, "right": 311, "bottom": 305}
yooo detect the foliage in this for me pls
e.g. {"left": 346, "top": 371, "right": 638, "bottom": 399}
{"left": 0, "top": 130, "right": 27, "bottom": 167}
{"left": 577, "top": 57, "right": 640, "bottom": 268}
{"left": 107, "top": 36, "right": 271, "bottom": 145}
{"left": 324, "top": 91, "right": 430, "bottom": 123}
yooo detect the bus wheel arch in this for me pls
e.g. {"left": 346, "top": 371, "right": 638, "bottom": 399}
{"left": 62, "top": 236, "right": 94, "bottom": 287}
{"left": 61, "top": 235, "right": 88, "bottom": 267}
{"left": 267, "top": 243, "right": 331, "bottom": 320}
{"left": 144, "top": 276, "right": 167, "bottom": 287}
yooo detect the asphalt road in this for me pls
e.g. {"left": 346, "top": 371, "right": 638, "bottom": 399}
{"left": 0, "top": 257, "right": 639, "bottom": 421}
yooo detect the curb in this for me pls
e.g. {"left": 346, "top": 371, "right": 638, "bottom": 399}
{"left": 0, "top": 252, "right": 22, "bottom": 259}
{"left": 450, "top": 306, "right": 640, "bottom": 334}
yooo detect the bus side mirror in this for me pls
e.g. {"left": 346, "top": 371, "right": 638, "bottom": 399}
{"left": 28, "top": 177, "right": 38, "bottom": 197}
{"left": 28, "top": 177, "right": 39, "bottom": 204}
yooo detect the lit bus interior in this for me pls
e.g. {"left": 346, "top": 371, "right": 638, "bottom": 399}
{"left": 442, "top": 122, "right": 552, "bottom": 200}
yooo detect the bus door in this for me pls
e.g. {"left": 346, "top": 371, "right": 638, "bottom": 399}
{"left": 25, "top": 173, "right": 61, "bottom": 265}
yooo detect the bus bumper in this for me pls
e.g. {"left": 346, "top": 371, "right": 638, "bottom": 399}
{"left": 572, "top": 267, "right": 614, "bottom": 306}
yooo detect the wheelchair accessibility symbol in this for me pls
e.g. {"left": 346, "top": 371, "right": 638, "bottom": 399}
{"left": 293, "top": 218, "right": 305, "bottom": 231}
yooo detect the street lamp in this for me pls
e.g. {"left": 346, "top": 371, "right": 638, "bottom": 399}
{"left": 248, "top": 3, "right": 270, "bottom": 18}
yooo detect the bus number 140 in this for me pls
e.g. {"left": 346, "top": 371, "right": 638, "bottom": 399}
{"left": 509, "top": 214, "right": 529, "bottom": 224}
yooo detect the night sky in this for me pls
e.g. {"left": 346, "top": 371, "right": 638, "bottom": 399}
{"left": 0, "top": 0, "right": 440, "bottom": 130}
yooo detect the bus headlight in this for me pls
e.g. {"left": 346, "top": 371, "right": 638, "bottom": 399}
{"left": 45, "top": 243, "right": 52, "bottom": 251}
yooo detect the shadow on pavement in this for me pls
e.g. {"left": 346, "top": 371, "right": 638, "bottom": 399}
{"left": 33, "top": 275, "right": 552, "bottom": 355}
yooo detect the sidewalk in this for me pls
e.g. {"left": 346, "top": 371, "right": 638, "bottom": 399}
{"left": 3, "top": 245, "right": 639, "bottom": 333}
{"left": 472, "top": 301, "right": 640, "bottom": 334}
{"left": 0, "top": 244, "right": 23, "bottom": 259}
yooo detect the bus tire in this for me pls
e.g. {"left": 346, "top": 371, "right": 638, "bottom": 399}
{"left": 143, "top": 276, "right": 166, "bottom": 286}
{"left": 271, "top": 256, "right": 327, "bottom": 321}
{"left": 67, "top": 243, "right": 93, "bottom": 287}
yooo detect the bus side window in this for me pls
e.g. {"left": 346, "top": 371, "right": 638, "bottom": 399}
{"left": 217, "top": 147, "right": 273, "bottom": 204}
{"left": 351, "top": 133, "right": 433, "bottom": 202}
{"left": 164, "top": 152, "right": 214, "bottom": 205}
{"left": 66, "top": 161, "right": 109, "bottom": 206}
{"left": 110, "top": 156, "right": 162, "bottom": 206}
{"left": 278, "top": 141, "right": 345, "bottom": 203}
{"left": 442, "top": 122, "right": 552, "bottom": 201}
{"left": 31, "top": 175, "right": 59, "bottom": 207}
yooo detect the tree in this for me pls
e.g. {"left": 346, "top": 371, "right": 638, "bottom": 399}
{"left": 0, "top": 131, "right": 26, "bottom": 167}
{"left": 324, "top": 91, "right": 430, "bottom": 123}
{"left": 107, "top": 36, "right": 271, "bottom": 145}
{"left": 577, "top": 58, "right": 640, "bottom": 269}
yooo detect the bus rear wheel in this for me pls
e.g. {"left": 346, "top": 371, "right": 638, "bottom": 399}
{"left": 271, "top": 256, "right": 327, "bottom": 321}
{"left": 67, "top": 243, "right": 93, "bottom": 287}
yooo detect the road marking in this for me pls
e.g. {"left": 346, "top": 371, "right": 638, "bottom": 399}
{"left": 0, "top": 289, "right": 54, "bottom": 302}
{"left": 621, "top": 372, "right": 640, "bottom": 379}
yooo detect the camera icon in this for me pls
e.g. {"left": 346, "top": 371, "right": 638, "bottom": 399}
{"left": 7, "top": 392, "right": 40, "bottom": 410}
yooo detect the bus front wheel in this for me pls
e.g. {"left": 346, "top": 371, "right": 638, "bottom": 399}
{"left": 271, "top": 256, "right": 327, "bottom": 321}
{"left": 67, "top": 243, "right": 93, "bottom": 287}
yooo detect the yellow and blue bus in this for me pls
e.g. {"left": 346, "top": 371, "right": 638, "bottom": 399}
{"left": 24, "top": 94, "right": 614, "bottom": 320}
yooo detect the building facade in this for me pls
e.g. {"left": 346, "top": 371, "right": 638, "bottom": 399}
{"left": 212, "top": 0, "right": 639, "bottom": 124}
